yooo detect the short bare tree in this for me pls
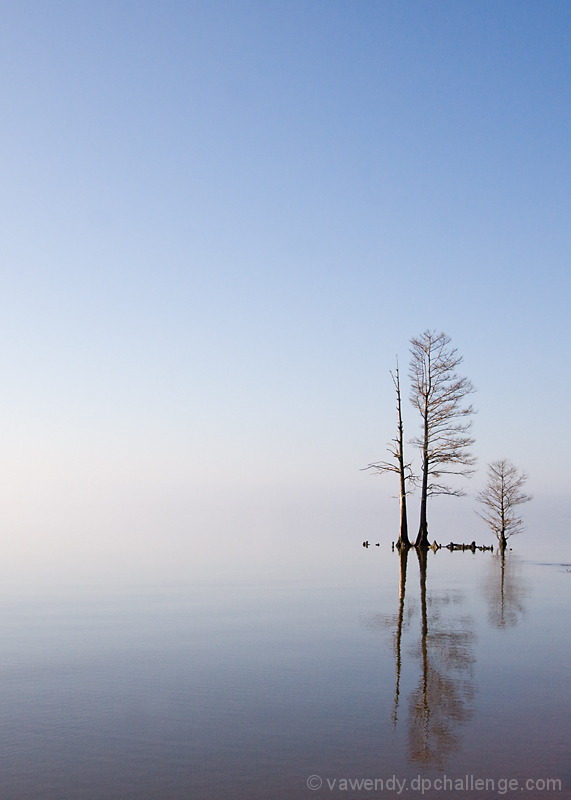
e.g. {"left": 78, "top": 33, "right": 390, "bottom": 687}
{"left": 476, "top": 459, "right": 532, "bottom": 550}
{"left": 409, "top": 331, "right": 476, "bottom": 547}
{"left": 364, "top": 361, "right": 414, "bottom": 547}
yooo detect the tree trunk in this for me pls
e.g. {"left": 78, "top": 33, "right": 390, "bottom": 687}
{"left": 416, "top": 453, "right": 430, "bottom": 547}
{"left": 415, "top": 403, "right": 430, "bottom": 547}
{"left": 399, "top": 490, "right": 410, "bottom": 547}
{"left": 395, "top": 365, "right": 410, "bottom": 548}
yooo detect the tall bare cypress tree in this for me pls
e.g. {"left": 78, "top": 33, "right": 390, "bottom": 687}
{"left": 409, "top": 331, "right": 475, "bottom": 547}
{"left": 364, "top": 361, "right": 413, "bottom": 547}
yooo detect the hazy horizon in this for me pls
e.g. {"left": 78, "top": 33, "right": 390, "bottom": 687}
{"left": 1, "top": 1, "right": 569, "bottom": 586}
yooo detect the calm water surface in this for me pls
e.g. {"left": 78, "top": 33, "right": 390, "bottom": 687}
{"left": 0, "top": 536, "right": 569, "bottom": 799}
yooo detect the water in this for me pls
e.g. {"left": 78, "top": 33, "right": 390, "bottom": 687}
{"left": 0, "top": 532, "right": 569, "bottom": 799}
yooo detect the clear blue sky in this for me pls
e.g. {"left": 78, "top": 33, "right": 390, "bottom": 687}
{"left": 0, "top": 1, "right": 569, "bottom": 576}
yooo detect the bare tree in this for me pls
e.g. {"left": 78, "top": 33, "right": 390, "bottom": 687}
{"left": 476, "top": 459, "right": 532, "bottom": 550}
{"left": 364, "top": 361, "right": 414, "bottom": 547}
{"left": 409, "top": 331, "right": 476, "bottom": 547}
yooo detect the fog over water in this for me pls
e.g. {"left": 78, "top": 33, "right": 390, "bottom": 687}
{"left": 1, "top": 503, "right": 569, "bottom": 799}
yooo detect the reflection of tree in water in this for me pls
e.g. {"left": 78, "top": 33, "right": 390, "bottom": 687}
{"left": 484, "top": 550, "right": 528, "bottom": 629}
{"left": 392, "top": 546, "right": 410, "bottom": 727}
{"left": 373, "top": 548, "right": 477, "bottom": 767}
{"left": 405, "top": 550, "right": 476, "bottom": 768}
{"left": 367, "top": 549, "right": 416, "bottom": 725}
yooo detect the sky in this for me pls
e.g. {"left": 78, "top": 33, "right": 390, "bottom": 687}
{"left": 0, "top": 1, "right": 569, "bottom": 580}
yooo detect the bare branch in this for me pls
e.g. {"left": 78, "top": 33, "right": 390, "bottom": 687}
{"left": 476, "top": 459, "right": 532, "bottom": 547}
